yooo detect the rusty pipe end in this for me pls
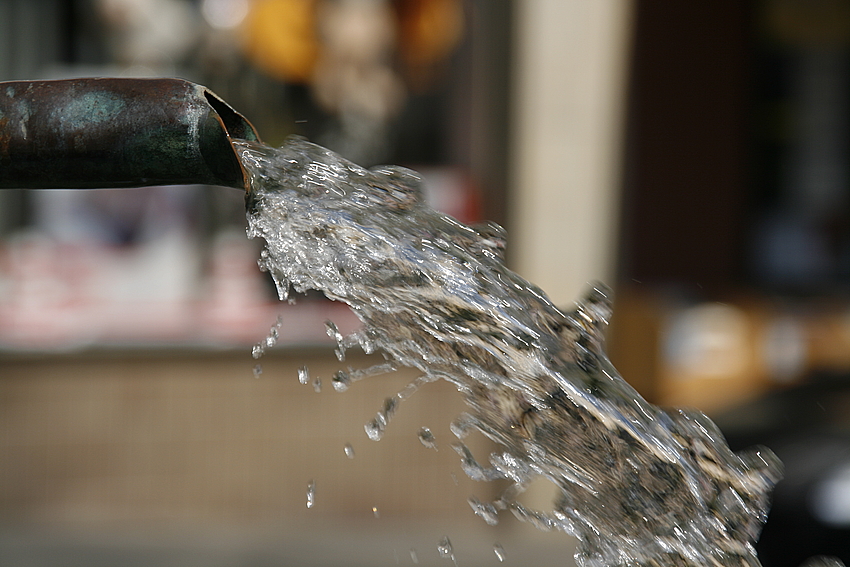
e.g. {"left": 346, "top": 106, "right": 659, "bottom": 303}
{"left": 197, "top": 85, "right": 260, "bottom": 192}
{"left": 0, "top": 78, "right": 260, "bottom": 191}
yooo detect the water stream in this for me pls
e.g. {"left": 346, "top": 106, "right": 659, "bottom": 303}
{"left": 237, "top": 136, "right": 784, "bottom": 567}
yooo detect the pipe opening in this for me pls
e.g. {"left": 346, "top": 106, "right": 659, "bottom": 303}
{"left": 203, "top": 90, "right": 259, "bottom": 142}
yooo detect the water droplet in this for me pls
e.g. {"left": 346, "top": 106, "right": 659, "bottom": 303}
{"left": 253, "top": 316, "right": 283, "bottom": 358}
{"left": 365, "top": 417, "right": 385, "bottom": 441}
{"left": 298, "top": 366, "right": 310, "bottom": 385}
{"left": 418, "top": 427, "right": 437, "bottom": 450}
{"left": 410, "top": 549, "right": 419, "bottom": 564}
{"left": 306, "top": 480, "right": 315, "bottom": 508}
{"left": 372, "top": 506, "right": 380, "bottom": 518}
{"left": 253, "top": 364, "right": 263, "bottom": 378}
{"left": 344, "top": 443, "right": 355, "bottom": 458}
{"left": 312, "top": 377, "right": 322, "bottom": 393}
{"left": 332, "top": 370, "right": 351, "bottom": 392}
{"left": 493, "top": 543, "right": 505, "bottom": 562}
{"left": 364, "top": 398, "right": 399, "bottom": 441}
{"left": 437, "top": 536, "right": 454, "bottom": 561}
{"left": 450, "top": 472, "right": 458, "bottom": 485}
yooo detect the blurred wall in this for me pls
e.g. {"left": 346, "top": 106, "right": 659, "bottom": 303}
{"left": 510, "top": 0, "right": 634, "bottom": 306}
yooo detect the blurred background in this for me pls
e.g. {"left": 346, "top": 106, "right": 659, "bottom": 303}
{"left": 2, "top": 0, "right": 850, "bottom": 565}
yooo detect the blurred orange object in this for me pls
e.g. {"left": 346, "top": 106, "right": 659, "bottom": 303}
{"left": 239, "top": 0, "right": 463, "bottom": 90}
{"left": 241, "top": 0, "right": 320, "bottom": 83}
{"left": 396, "top": 0, "right": 464, "bottom": 90}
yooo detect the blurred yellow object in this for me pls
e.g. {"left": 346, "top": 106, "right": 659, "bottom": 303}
{"left": 241, "top": 0, "right": 319, "bottom": 83}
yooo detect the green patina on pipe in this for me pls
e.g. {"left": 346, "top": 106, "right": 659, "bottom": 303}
{"left": 0, "top": 78, "right": 260, "bottom": 190}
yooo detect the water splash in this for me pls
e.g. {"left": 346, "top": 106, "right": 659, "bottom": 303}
{"left": 298, "top": 365, "right": 310, "bottom": 385}
{"left": 437, "top": 536, "right": 455, "bottom": 563}
{"left": 468, "top": 496, "right": 499, "bottom": 526}
{"left": 493, "top": 543, "right": 506, "bottom": 562}
{"left": 239, "top": 137, "right": 784, "bottom": 567}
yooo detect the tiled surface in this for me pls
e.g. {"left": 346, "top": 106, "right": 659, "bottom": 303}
{"left": 0, "top": 349, "right": 494, "bottom": 523}
{"left": 0, "top": 518, "right": 577, "bottom": 567}
{"left": 0, "top": 348, "right": 578, "bottom": 565}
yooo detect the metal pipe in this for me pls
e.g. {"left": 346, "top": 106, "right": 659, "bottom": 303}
{"left": 0, "top": 78, "right": 260, "bottom": 190}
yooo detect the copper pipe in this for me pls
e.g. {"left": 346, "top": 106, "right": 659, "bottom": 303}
{"left": 0, "top": 78, "right": 260, "bottom": 190}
